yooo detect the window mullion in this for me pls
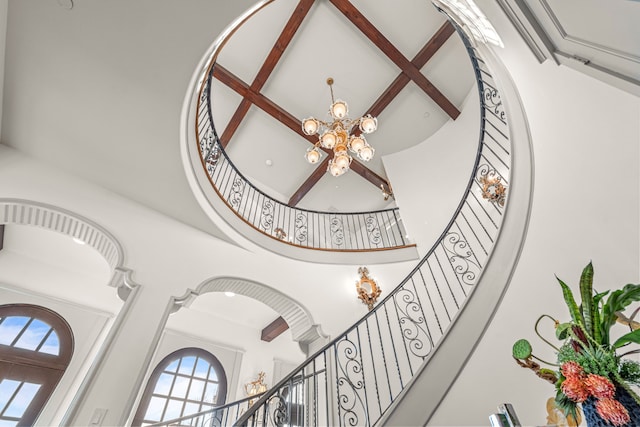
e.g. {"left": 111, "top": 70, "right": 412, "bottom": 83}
{"left": 10, "top": 317, "right": 34, "bottom": 347}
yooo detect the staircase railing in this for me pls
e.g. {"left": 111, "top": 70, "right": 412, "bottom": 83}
{"left": 172, "top": 20, "right": 512, "bottom": 427}
{"left": 148, "top": 394, "right": 264, "bottom": 427}
{"left": 195, "top": 60, "right": 410, "bottom": 253}
{"left": 233, "top": 28, "right": 510, "bottom": 427}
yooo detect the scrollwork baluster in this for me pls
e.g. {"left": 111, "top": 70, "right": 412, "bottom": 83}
{"left": 443, "top": 232, "right": 480, "bottom": 286}
{"left": 394, "top": 288, "right": 434, "bottom": 359}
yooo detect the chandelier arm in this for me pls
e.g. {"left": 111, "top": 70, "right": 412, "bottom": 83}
{"left": 342, "top": 118, "right": 360, "bottom": 130}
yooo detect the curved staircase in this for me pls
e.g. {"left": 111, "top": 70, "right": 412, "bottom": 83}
{"left": 164, "top": 3, "right": 534, "bottom": 424}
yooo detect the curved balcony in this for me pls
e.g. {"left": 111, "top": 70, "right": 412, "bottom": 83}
{"left": 193, "top": 72, "right": 412, "bottom": 255}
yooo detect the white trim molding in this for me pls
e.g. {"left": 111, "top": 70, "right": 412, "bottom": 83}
{"left": 0, "top": 198, "right": 139, "bottom": 300}
{"left": 173, "top": 276, "right": 329, "bottom": 355}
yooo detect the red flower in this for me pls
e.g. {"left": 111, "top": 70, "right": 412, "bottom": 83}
{"left": 595, "top": 398, "right": 630, "bottom": 426}
{"left": 584, "top": 374, "right": 615, "bottom": 399}
{"left": 561, "top": 361, "right": 584, "bottom": 379}
{"left": 561, "top": 376, "right": 589, "bottom": 402}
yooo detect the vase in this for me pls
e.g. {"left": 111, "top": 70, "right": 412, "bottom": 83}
{"left": 582, "top": 386, "right": 640, "bottom": 427}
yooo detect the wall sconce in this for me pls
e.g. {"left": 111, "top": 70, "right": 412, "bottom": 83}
{"left": 478, "top": 170, "right": 506, "bottom": 207}
{"left": 356, "top": 267, "right": 382, "bottom": 311}
{"left": 380, "top": 184, "right": 394, "bottom": 201}
{"left": 245, "top": 371, "right": 268, "bottom": 405}
{"left": 274, "top": 227, "right": 287, "bottom": 240}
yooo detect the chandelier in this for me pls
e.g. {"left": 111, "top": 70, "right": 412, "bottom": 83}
{"left": 301, "top": 78, "right": 378, "bottom": 177}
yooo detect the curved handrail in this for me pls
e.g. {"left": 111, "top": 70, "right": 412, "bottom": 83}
{"left": 191, "top": 5, "right": 411, "bottom": 252}
{"left": 148, "top": 393, "right": 265, "bottom": 427}
{"left": 229, "top": 24, "right": 511, "bottom": 427}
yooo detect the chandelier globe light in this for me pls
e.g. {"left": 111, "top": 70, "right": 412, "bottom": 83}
{"left": 302, "top": 78, "right": 378, "bottom": 176}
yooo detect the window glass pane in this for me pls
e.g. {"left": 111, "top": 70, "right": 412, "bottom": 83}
{"left": 143, "top": 396, "right": 166, "bottom": 422}
{"left": 0, "top": 379, "right": 21, "bottom": 411}
{"left": 0, "top": 316, "right": 29, "bottom": 346}
{"left": 183, "top": 402, "right": 199, "bottom": 417}
{"left": 171, "top": 376, "right": 189, "bottom": 399}
{"left": 203, "top": 383, "right": 219, "bottom": 404}
{"left": 178, "top": 356, "right": 196, "bottom": 376}
{"left": 14, "top": 319, "right": 51, "bottom": 352}
{"left": 193, "top": 358, "right": 210, "bottom": 379}
{"left": 4, "top": 382, "right": 41, "bottom": 418}
{"left": 207, "top": 364, "right": 218, "bottom": 381}
{"left": 163, "top": 399, "right": 183, "bottom": 421}
{"left": 164, "top": 359, "right": 179, "bottom": 373}
{"left": 39, "top": 331, "right": 60, "bottom": 355}
{"left": 0, "top": 420, "right": 18, "bottom": 427}
{"left": 187, "top": 379, "right": 205, "bottom": 401}
{"left": 153, "top": 373, "right": 174, "bottom": 397}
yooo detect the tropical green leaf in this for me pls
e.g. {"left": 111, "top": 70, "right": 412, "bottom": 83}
{"left": 556, "top": 323, "right": 573, "bottom": 340}
{"left": 614, "top": 329, "right": 640, "bottom": 348}
{"left": 592, "top": 291, "right": 608, "bottom": 344}
{"left": 601, "top": 283, "right": 640, "bottom": 346}
{"left": 579, "top": 262, "right": 594, "bottom": 338}
{"left": 557, "top": 276, "right": 583, "bottom": 327}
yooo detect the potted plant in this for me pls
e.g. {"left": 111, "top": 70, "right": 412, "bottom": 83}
{"left": 512, "top": 262, "right": 640, "bottom": 426}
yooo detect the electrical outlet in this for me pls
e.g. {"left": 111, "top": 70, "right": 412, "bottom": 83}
{"left": 89, "top": 408, "right": 107, "bottom": 426}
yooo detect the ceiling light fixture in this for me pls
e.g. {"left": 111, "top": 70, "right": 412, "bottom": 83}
{"left": 302, "top": 78, "right": 378, "bottom": 177}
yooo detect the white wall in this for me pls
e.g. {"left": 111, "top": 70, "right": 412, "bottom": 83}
{"left": 429, "top": 1, "right": 640, "bottom": 425}
{"left": 383, "top": 88, "right": 481, "bottom": 256}
{"left": 0, "top": 0, "right": 6, "bottom": 137}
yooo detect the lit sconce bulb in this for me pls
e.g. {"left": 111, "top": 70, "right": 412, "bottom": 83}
{"left": 305, "top": 148, "right": 321, "bottom": 164}
{"left": 302, "top": 118, "right": 319, "bottom": 135}
{"left": 349, "top": 135, "right": 366, "bottom": 153}
{"left": 320, "top": 131, "right": 337, "bottom": 149}
{"left": 359, "top": 115, "right": 377, "bottom": 134}
{"left": 359, "top": 145, "right": 374, "bottom": 161}
{"left": 334, "top": 153, "right": 351, "bottom": 169}
{"left": 330, "top": 100, "right": 348, "bottom": 119}
{"left": 328, "top": 160, "right": 346, "bottom": 177}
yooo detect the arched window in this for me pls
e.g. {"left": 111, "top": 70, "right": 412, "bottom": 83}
{"left": 0, "top": 304, "right": 74, "bottom": 426}
{"left": 133, "top": 347, "right": 227, "bottom": 426}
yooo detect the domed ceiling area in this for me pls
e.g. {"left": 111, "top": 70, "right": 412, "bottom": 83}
{"left": 207, "top": 0, "right": 475, "bottom": 213}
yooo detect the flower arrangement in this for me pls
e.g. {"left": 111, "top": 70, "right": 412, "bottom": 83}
{"left": 512, "top": 262, "right": 640, "bottom": 426}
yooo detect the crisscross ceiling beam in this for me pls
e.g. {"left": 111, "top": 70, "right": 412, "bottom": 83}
{"left": 220, "top": 0, "right": 315, "bottom": 148}
{"left": 329, "top": 0, "right": 460, "bottom": 119}
{"left": 212, "top": 64, "right": 389, "bottom": 194}
{"left": 287, "top": 21, "right": 456, "bottom": 206}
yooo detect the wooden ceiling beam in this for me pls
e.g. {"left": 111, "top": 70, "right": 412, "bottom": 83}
{"left": 219, "top": 0, "right": 315, "bottom": 148}
{"left": 261, "top": 316, "right": 290, "bottom": 342}
{"left": 213, "top": 65, "right": 315, "bottom": 142}
{"left": 329, "top": 0, "right": 460, "bottom": 119}
{"left": 213, "top": 64, "right": 389, "bottom": 198}
{"left": 366, "top": 21, "right": 456, "bottom": 118}
{"left": 288, "top": 157, "right": 330, "bottom": 206}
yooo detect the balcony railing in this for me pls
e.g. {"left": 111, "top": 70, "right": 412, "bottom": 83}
{"left": 194, "top": 60, "right": 410, "bottom": 253}
{"left": 170, "top": 17, "right": 514, "bottom": 427}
